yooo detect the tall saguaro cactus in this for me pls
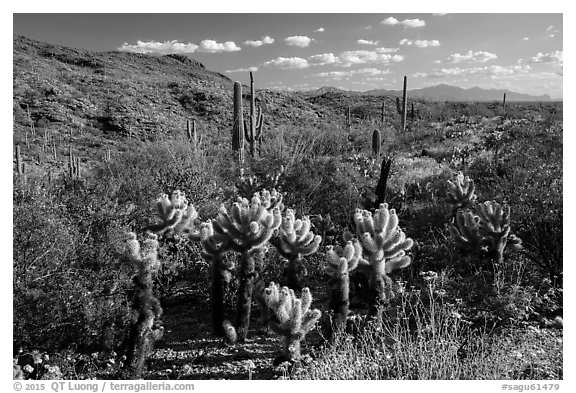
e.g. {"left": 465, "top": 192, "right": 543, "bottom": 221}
{"left": 502, "top": 93, "right": 507, "bottom": 109}
{"left": 396, "top": 76, "right": 408, "bottom": 132}
{"left": 352, "top": 203, "right": 414, "bottom": 320}
{"left": 372, "top": 129, "right": 381, "bottom": 158}
{"left": 244, "top": 71, "right": 265, "bottom": 157}
{"left": 15, "top": 144, "right": 23, "bottom": 175}
{"left": 232, "top": 81, "right": 245, "bottom": 163}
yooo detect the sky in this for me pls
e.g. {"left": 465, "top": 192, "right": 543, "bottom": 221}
{"left": 12, "top": 12, "right": 564, "bottom": 98}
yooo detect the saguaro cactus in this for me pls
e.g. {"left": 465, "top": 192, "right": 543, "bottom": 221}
{"left": 503, "top": 93, "right": 507, "bottom": 109}
{"left": 372, "top": 129, "right": 381, "bottom": 158}
{"left": 211, "top": 189, "right": 283, "bottom": 342}
{"left": 446, "top": 171, "right": 477, "bottom": 216}
{"left": 244, "top": 71, "right": 265, "bottom": 157}
{"left": 395, "top": 76, "right": 408, "bottom": 132}
{"left": 123, "top": 232, "right": 164, "bottom": 379}
{"left": 15, "top": 144, "right": 23, "bottom": 175}
{"left": 263, "top": 283, "right": 321, "bottom": 362}
{"left": 325, "top": 238, "right": 363, "bottom": 326}
{"left": 270, "top": 210, "right": 322, "bottom": 290}
{"left": 346, "top": 105, "right": 352, "bottom": 130}
{"left": 232, "top": 81, "right": 245, "bottom": 163}
{"left": 352, "top": 203, "right": 414, "bottom": 320}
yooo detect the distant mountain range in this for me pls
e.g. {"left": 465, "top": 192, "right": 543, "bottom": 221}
{"left": 306, "top": 84, "right": 553, "bottom": 102}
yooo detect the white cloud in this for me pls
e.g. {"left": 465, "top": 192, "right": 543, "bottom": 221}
{"left": 358, "top": 39, "right": 379, "bottom": 45}
{"left": 546, "top": 25, "right": 554, "bottom": 32}
{"left": 382, "top": 17, "right": 399, "bottom": 26}
{"left": 263, "top": 57, "right": 309, "bottom": 69}
{"left": 548, "top": 34, "right": 556, "bottom": 38}
{"left": 118, "top": 40, "right": 199, "bottom": 54}
{"left": 447, "top": 50, "right": 498, "bottom": 63}
{"left": 375, "top": 47, "right": 399, "bottom": 54}
{"left": 315, "top": 27, "right": 325, "bottom": 32}
{"left": 522, "top": 37, "right": 530, "bottom": 41}
{"left": 433, "top": 13, "right": 448, "bottom": 16}
{"left": 284, "top": 36, "right": 312, "bottom": 47}
{"left": 226, "top": 66, "right": 259, "bottom": 73}
{"left": 337, "top": 49, "right": 404, "bottom": 67}
{"left": 526, "top": 50, "right": 563, "bottom": 65}
{"left": 308, "top": 53, "right": 339, "bottom": 65}
{"left": 313, "top": 68, "right": 391, "bottom": 79}
{"left": 243, "top": 36, "right": 274, "bottom": 47}
{"left": 400, "top": 39, "right": 440, "bottom": 48}
{"left": 198, "top": 39, "right": 241, "bottom": 53}
{"left": 382, "top": 17, "right": 426, "bottom": 28}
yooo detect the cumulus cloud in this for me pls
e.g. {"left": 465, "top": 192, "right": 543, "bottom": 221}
{"left": 308, "top": 53, "right": 339, "bottom": 65}
{"left": 243, "top": 36, "right": 274, "bottom": 47}
{"left": 118, "top": 40, "right": 199, "bottom": 54}
{"left": 447, "top": 50, "right": 498, "bottom": 63}
{"left": 315, "top": 27, "right": 325, "bottom": 32}
{"left": 382, "top": 17, "right": 426, "bottom": 28}
{"left": 198, "top": 39, "right": 241, "bottom": 53}
{"left": 284, "top": 36, "right": 312, "bottom": 47}
{"left": 313, "top": 68, "right": 391, "bottom": 80}
{"left": 399, "top": 39, "right": 440, "bottom": 48}
{"left": 337, "top": 49, "right": 404, "bottom": 67}
{"left": 375, "top": 47, "right": 399, "bottom": 54}
{"left": 413, "top": 64, "right": 531, "bottom": 78}
{"left": 358, "top": 39, "right": 379, "bottom": 45}
{"left": 226, "top": 66, "right": 259, "bottom": 73}
{"left": 263, "top": 57, "right": 309, "bottom": 69}
{"left": 546, "top": 25, "right": 555, "bottom": 32}
{"left": 527, "top": 50, "right": 563, "bottom": 64}
{"left": 522, "top": 37, "right": 530, "bottom": 41}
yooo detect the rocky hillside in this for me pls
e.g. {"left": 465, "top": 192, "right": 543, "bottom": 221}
{"left": 13, "top": 35, "right": 358, "bottom": 172}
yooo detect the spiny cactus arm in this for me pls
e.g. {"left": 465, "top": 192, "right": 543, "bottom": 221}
{"left": 258, "top": 189, "right": 284, "bottom": 211}
{"left": 275, "top": 211, "right": 322, "bottom": 258}
{"left": 446, "top": 172, "right": 477, "bottom": 208}
{"left": 125, "top": 232, "right": 160, "bottom": 274}
{"left": 450, "top": 210, "right": 485, "bottom": 251}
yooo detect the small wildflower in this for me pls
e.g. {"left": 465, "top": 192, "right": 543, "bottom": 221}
{"left": 23, "top": 364, "right": 34, "bottom": 373}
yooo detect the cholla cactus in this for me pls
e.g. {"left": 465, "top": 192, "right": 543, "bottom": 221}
{"left": 123, "top": 232, "right": 163, "bottom": 379}
{"left": 352, "top": 203, "right": 414, "bottom": 319}
{"left": 450, "top": 210, "right": 486, "bottom": 253}
{"left": 150, "top": 190, "right": 199, "bottom": 238}
{"left": 271, "top": 209, "right": 322, "bottom": 290}
{"left": 450, "top": 201, "right": 522, "bottom": 274}
{"left": 325, "top": 238, "right": 363, "bottom": 325}
{"left": 263, "top": 283, "right": 321, "bottom": 362}
{"left": 211, "top": 189, "right": 283, "bottom": 342}
{"left": 446, "top": 172, "right": 477, "bottom": 215}
{"left": 477, "top": 201, "right": 523, "bottom": 263}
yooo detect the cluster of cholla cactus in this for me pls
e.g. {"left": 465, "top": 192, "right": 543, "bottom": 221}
{"left": 446, "top": 171, "right": 477, "bottom": 216}
{"left": 325, "top": 238, "right": 363, "bottom": 327}
{"left": 123, "top": 232, "right": 164, "bottom": 379}
{"left": 262, "top": 282, "right": 321, "bottom": 362}
{"left": 451, "top": 201, "right": 522, "bottom": 265}
{"left": 203, "top": 189, "right": 284, "bottom": 342}
{"left": 148, "top": 190, "right": 199, "bottom": 238}
{"left": 351, "top": 203, "right": 414, "bottom": 320}
{"left": 270, "top": 209, "right": 322, "bottom": 290}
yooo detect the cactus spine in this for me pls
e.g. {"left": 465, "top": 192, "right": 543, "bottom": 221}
{"left": 325, "top": 238, "right": 363, "bottom": 326}
{"left": 353, "top": 203, "right": 414, "bottom": 320}
{"left": 271, "top": 210, "right": 322, "bottom": 290}
{"left": 232, "top": 81, "right": 245, "bottom": 163}
{"left": 372, "top": 129, "right": 381, "bottom": 158}
{"left": 263, "top": 283, "right": 321, "bottom": 362}
{"left": 123, "top": 232, "right": 164, "bottom": 379}
{"left": 210, "top": 189, "right": 283, "bottom": 342}
{"left": 396, "top": 76, "right": 408, "bottom": 132}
